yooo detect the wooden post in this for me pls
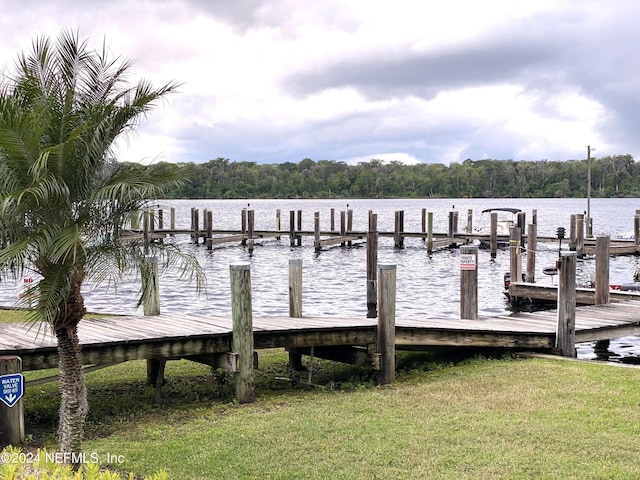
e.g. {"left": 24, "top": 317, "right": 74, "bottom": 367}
{"left": 230, "top": 263, "right": 255, "bottom": 403}
{"left": 143, "top": 210, "right": 150, "bottom": 246}
{"left": 427, "top": 211, "right": 433, "bottom": 254}
{"left": 634, "top": 214, "right": 640, "bottom": 246}
{"left": 377, "top": 264, "right": 396, "bottom": 385}
{"left": 314, "top": 211, "right": 321, "bottom": 252}
{"left": 421, "top": 208, "right": 426, "bottom": 242}
{"left": 296, "top": 210, "right": 302, "bottom": 247}
{"left": 509, "top": 227, "right": 522, "bottom": 299}
{"left": 170, "top": 207, "right": 176, "bottom": 231}
{"left": 576, "top": 214, "right": 584, "bottom": 258}
{"left": 247, "top": 209, "right": 255, "bottom": 255}
{"left": 206, "top": 210, "right": 213, "bottom": 250}
{"left": 241, "top": 208, "right": 247, "bottom": 246}
{"left": 394, "top": 211, "right": 403, "bottom": 249}
{"left": 275, "top": 209, "right": 281, "bottom": 240}
{"left": 490, "top": 212, "right": 498, "bottom": 259}
{"left": 131, "top": 210, "right": 140, "bottom": 230}
{"left": 466, "top": 209, "right": 473, "bottom": 235}
{"left": 142, "top": 255, "right": 164, "bottom": 394}
{"left": 367, "top": 212, "right": 378, "bottom": 318}
{"left": 142, "top": 256, "right": 160, "bottom": 316}
{"left": 158, "top": 208, "right": 164, "bottom": 230}
{"left": 340, "top": 210, "right": 346, "bottom": 247}
{"left": 526, "top": 224, "right": 537, "bottom": 283}
{"left": 460, "top": 245, "right": 478, "bottom": 320}
{"left": 569, "top": 214, "right": 577, "bottom": 251}
{"left": 330, "top": 208, "right": 335, "bottom": 232}
{"left": 595, "top": 235, "right": 610, "bottom": 305}
{"left": 557, "top": 252, "right": 577, "bottom": 357}
{"left": 192, "top": 208, "right": 200, "bottom": 244}
{"left": 347, "top": 208, "right": 353, "bottom": 247}
{"left": 289, "top": 210, "right": 296, "bottom": 247}
{"left": 288, "top": 259, "right": 303, "bottom": 370}
{"left": 0, "top": 356, "right": 25, "bottom": 447}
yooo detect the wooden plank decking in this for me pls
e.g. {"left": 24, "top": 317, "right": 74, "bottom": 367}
{"left": 3, "top": 301, "right": 640, "bottom": 371}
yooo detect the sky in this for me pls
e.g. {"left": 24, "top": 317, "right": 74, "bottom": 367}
{"left": 1, "top": 0, "right": 638, "bottom": 166}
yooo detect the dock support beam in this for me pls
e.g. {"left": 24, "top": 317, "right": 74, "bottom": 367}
{"left": 0, "top": 356, "right": 25, "bottom": 447}
{"left": 557, "top": 252, "right": 577, "bottom": 357}
{"left": 367, "top": 212, "right": 378, "bottom": 318}
{"left": 230, "top": 263, "right": 256, "bottom": 403}
{"left": 526, "top": 224, "right": 537, "bottom": 283}
{"left": 460, "top": 245, "right": 478, "bottom": 320}
{"left": 377, "top": 264, "right": 396, "bottom": 385}
{"left": 595, "top": 235, "right": 610, "bottom": 305}
{"left": 288, "top": 259, "right": 304, "bottom": 370}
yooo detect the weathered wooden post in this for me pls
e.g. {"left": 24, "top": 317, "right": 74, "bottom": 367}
{"left": 421, "top": 208, "right": 427, "bottom": 242}
{"left": 289, "top": 210, "right": 296, "bottom": 247}
{"left": 516, "top": 212, "right": 526, "bottom": 243}
{"left": 330, "top": 208, "right": 336, "bottom": 232}
{"left": 158, "top": 208, "right": 164, "bottom": 231}
{"left": 427, "top": 211, "right": 434, "bottom": 254}
{"left": 142, "top": 256, "right": 160, "bottom": 317}
{"left": 247, "top": 209, "right": 255, "bottom": 255}
{"left": 634, "top": 214, "right": 640, "bottom": 247}
{"left": 192, "top": 208, "right": 200, "bottom": 244}
{"left": 288, "top": 259, "right": 303, "bottom": 370}
{"left": 377, "top": 264, "right": 396, "bottom": 385}
{"left": 526, "top": 223, "right": 537, "bottom": 283}
{"left": 170, "top": 207, "right": 176, "bottom": 231}
{"left": 569, "top": 213, "right": 577, "bottom": 251}
{"left": 595, "top": 235, "right": 610, "bottom": 305}
{"left": 466, "top": 209, "right": 473, "bottom": 235}
{"left": 340, "top": 210, "right": 346, "bottom": 247}
{"left": 314, "top": 211, "right": 321, "bottom": 252}
{"left": 367, "top": 211, "right": 378, "bottom": 318}
{"left": 576, "top": 213, "right": 585, "bottom": 258}
{"left": 509, "top": 227, "right": 522, "bottom": 305}
{"left": 0, "top": 356, "right": 25, "bottom": 447}
{"left": 347, "top": 208, "right": 354, "bottom": 247}
{"left": 490, "top": 212, "right": 498, "bottom": 258}
{"left": 394, "top": 211, "right": 404, "bottom": 249}
{"left": 275, "top": 209, "right": 281, "bottom": 240}
{"left": 206, "top": 210, "right": 213, "bottom": 250}
{"left": 230, "top": 263, "right": 255, "bottom": 403}
{"left": 460, "top": 245, "right": 478, "bottom": 320}
{"left": 241, "top": 208, "right": 247, "bottom": 247}
{"left": 142, "top": 255, "right": 164, "bottom": 397}
{"left": 296, "top": 210, "right": 303, "bottom": 247}
{"left": 557, "top": 252, "right": 577, "bottom": 357}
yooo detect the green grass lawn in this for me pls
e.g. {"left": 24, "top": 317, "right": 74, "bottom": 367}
{"left": 4, "top": 310, "right": 640, "bottom": 479}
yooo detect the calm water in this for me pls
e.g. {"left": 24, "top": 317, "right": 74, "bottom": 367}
{"left": 3, "top": 197, "right": 640, "bottom": 361}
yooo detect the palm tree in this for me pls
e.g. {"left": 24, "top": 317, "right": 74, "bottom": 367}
{"left": 0, "top": 31, "right": 205, "bottom": 459}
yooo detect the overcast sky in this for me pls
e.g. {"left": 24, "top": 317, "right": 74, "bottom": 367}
{"left": 1, "top": 1, "right": 638, "bottom": 165}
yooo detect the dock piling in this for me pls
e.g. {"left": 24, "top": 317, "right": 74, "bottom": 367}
{"left": 288, "top": 259, "right": 304, "bottom": 370}
{"left": 460, "top": 245, "right": 478, "bottom": 320}
{"left": 595, "top": 235, "right": 610, "bottom": 305}
{"left": 230, "top": 263, "right": 256, "bottom": 403}
{"left": 377, "top": 264, "right": 396, "bottom": 385}
{"left": 367, "top": 212, "right": 378, "bottom": 318}
{"left": 557, "top": 252, "right": 577, "bottom": 357}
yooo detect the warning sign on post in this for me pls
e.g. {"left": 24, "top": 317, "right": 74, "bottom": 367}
{"left": 460, "top": 253, "right": 476, "bottom": 271}
{"left": 0, "top": 373, "right": 24, "bottom": 407}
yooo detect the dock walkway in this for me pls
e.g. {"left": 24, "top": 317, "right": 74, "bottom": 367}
{"left": 4, "top": 302, "right": 640, "bottom": 372}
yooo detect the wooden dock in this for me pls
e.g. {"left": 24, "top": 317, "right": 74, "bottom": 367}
{"left": 4, "top": 301, "right": 640, "bottom": 372}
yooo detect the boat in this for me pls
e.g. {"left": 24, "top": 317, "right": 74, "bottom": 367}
{"left": 477, "top": 207, "right": 522, "bottom": 248}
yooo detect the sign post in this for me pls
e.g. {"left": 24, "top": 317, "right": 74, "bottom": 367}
{"left": 0, "top": 356, "right": 25, "bottom": 447}
{"left": 460, "top": 245, "right": 479, "bottom": 320}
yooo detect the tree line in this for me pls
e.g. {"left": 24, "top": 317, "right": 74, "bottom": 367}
{"left": 151, "top": 155, "right": 639, "bottom": 199}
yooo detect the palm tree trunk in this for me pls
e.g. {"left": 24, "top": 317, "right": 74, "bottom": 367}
{"left": 56, "top": 323, "right": 88, "bottom": 461}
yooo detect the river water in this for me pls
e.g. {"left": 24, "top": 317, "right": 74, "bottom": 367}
{"left": 3, "top": 197, "right": 640, "bottom": 361}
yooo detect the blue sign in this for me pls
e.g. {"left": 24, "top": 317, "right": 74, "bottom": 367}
{"left": 0, "top": 373, "right": 24, "bottom": 407}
